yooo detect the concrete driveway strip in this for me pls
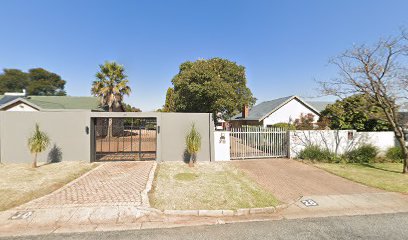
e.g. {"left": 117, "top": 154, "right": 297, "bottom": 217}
{"left": 232, "top": 159, "right": 382, "bottom": 203}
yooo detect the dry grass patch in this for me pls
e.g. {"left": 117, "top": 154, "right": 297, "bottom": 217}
{"left": 149, "top": 162, "right": 279, "bottom": 210}
{"left": 0, "top": 161, "right": 98, "bottom": 211}
{"left": 315, "top": 163, "right": 408, "bottom": 193}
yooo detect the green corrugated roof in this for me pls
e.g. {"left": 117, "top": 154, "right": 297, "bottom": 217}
{"left": 0, "top": 95, "right": 104, "bottom": 111}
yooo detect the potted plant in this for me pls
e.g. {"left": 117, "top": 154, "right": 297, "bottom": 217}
{"left": 185, "top": 123, "right": 201, "bottom": 167}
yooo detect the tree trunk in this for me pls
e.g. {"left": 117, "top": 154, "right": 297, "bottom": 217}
{"left": 107, "top": 106, "right": 113, "bottom": 137}
{"left": 189, "top": 153, "right": 195, "bottom": 167}
{"left": 396, "top": 136, "right": 408, "bottom": 174}
{"left": 32, "top": 153, "right": 37, "bottom": 168}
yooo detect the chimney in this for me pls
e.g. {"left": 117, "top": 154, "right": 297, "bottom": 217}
{"left": 242, "top": 105, "right": 249, "bottom": 118}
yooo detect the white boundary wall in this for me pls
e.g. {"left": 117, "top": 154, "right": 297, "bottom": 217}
{"left": 214, "top": 131, "right": 230, "bottom": 161}
{"left": 288, "top": 130, "right": 396, "bottom": 158}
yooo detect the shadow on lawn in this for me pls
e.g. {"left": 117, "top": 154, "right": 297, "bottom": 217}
{"left": 360, "top": 163, "right": 401, "bottom": 174}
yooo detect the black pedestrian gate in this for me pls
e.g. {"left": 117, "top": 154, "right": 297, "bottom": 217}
{"left": 92, "top": 117, "right": 157, "bottom": 161}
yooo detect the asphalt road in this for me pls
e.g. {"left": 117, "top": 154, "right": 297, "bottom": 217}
{"left": 5, "top": 213, "right": 408, "bottom": 240}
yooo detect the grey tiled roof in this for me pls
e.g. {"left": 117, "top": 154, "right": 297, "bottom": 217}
{"left": 231, "top": 95, "right": 324, "bottom": 121}
{"left": 232, "top": 96, "right": 293, "bottom": 121}
{"left": 305, "top": 101, "right": 333, "bottom": 112}
{"left": 0, "top": 95, "right": 20, "bottom": 105}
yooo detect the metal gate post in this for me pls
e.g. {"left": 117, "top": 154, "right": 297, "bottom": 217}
{"left": 139, "top": 124, "right": 142, "bottom": 160}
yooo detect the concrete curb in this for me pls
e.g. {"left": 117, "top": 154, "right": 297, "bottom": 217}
{"left": 141, "top": 161, "right": 157, "bottom": 208}
{"left": 163, "top": 205, "right": 287, "bottom": 217}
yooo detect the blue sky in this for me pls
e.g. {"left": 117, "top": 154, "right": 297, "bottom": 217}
{"left": 1, "top": 0, "right": 407, "bottom": 111}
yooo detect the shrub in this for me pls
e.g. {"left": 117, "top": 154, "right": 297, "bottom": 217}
{"left": 185, "top": 123, "right": 201, "bottom": 167}
{"left": 269, "top": 122, "right": 296, "bottom": 130}
{"left": 386, "top": 146, "right": 403, "bottom": 163}
{"left": 344, "top": 144, "right": 378, "bottom": 163}
{"left": 298, "top": 145, "right": 339, "bottom": 162}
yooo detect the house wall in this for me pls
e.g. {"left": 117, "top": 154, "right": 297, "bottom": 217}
{"left": 0, "top": 111, "right": 214, "bottom": 164}
{"left": 4, "top": 102, "right": 39, "bottom": 112}
{"left": 262, "top": 98, "right": 318, "bottom": 127}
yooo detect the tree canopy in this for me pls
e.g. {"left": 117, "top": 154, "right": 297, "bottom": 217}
{"left": 0, "top": 68, "right": 66, "bottom": 95}
{"left": 320, "top": 32, "right": 408, "bottom": 173}
{"left": 122, "top": 102, "right": 141, "bottom": 112}
{"left": 167, "top": 58, "right": 256, "bottom": 120}
{"left": 320, "top": 94, "right": 391, "bottom": 131}
{"left": 91, "top": 61, "right": 131, "bottom": 112}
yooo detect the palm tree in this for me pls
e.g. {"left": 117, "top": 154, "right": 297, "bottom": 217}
{"left": 185, "top": 124, "right": 201, "bottom": 167}
{"left": 92, "top": 61, "right": 131, "bottom": 136}
{"left": 28, "top": 124, "right": 50, "bottom": 168}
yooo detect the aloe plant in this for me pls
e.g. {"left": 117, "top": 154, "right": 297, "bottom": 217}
{"left": 185, "top": 124, "right": 201, "bottom": 167}
{"left": 28, "top": 124, "right": 50, "bottom": 168}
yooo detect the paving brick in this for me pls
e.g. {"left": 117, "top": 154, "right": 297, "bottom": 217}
{"left": 21, "top": 162, "right": 154, "bottom": 209}
{"left": 233, "top": 159, "right": 382, "bottom": 203}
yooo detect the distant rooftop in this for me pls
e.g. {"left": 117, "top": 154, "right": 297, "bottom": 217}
{"left": 0, "top": 95, "right": 104, "bottom": 111}
{"left": 231, "top": 95, "right": 331, "bottom": 121}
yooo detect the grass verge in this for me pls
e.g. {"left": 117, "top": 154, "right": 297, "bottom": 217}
{"left": 0, "top": 161, "right": 98, "bottom": 211}
{"left": 314, "top": 163, "right": 408, "bottom": 193}
{"left": 149, "top": 162, "right": 280, "bottom": 210}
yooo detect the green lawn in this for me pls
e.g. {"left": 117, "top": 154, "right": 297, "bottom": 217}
{"left": 0, "top": 161, "right": 98, "bottom": 211}
{"left": 149, "top": 162, "right": 280, "bottom": 210}
{"left": 314, "top": 163, "right": 408, "bottom": 193}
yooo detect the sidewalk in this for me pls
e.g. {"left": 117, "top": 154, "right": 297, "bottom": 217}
{"left": 1, "top": 191, "right": 407, "bottom": 237}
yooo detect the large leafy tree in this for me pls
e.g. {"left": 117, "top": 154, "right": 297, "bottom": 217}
{"left": 169, "top": 58, "right": 256, "bottom": 121}
{"left": 0, "top": 68, "right": 66, "bottom": 95}
{"left": 321, "top": 94, "right": 391, "bottom": 131}
{"left": 27, "top": 68, "right": 66, "bottom": 95}
{"left": 91, "top": 61, "right": 131, "bottom": 112}
{"left": 162, "top": 87, "right": 175, "bottom": 112}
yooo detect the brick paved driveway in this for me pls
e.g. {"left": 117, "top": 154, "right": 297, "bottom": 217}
{"left": 21, "top": 161, "right": 154, "bottom": 209}
{"left": 233, "top": 159, "right": 382, "bottom": 203}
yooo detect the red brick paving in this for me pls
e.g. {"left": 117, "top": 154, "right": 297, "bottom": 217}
{"left": 22, "top": 161, "right": 154, "bottom": 209}
{"left": 233, "top": 159, "right": 382, "bottom": 203}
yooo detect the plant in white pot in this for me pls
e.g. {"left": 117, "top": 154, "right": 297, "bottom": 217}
{"left": 185, "top": 124, "right": 201, "bottom": 167}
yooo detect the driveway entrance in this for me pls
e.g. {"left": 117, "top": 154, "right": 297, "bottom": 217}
{"left": 92, "top": 117, "right": 157, "bottom": 161}
{"left": 20, "top": 162, "right": 154, "bottom": 209}
{"left": 233, "top": 159, "right": 382, "bottom": 203}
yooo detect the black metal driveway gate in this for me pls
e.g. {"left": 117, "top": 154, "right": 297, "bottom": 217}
{"left": 92, "top": 117, "right": 157, "bottom": 161}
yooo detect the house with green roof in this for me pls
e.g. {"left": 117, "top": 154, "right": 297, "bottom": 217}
{"left": 229, "top": 95, "right": 332, "bottom": 128}
{"left": 0, "top": 91, "right": 108, "bottom": 112}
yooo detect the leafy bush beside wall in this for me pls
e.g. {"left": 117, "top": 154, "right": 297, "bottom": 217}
{"left": 298, "top": 145, "right": 339, "bottom": 163}
{"left": 343, "top": 144, "right": 378, "bottom": 163}
{"left": 386, "top": 146, "right": 403, "bottom": 163}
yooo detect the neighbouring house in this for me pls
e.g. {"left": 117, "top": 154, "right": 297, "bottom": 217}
{"left": 229, "top": 95, "right": 331, "bottom": 128}
{"left": 0, "top": 90, "right": 123, "bottom": 112}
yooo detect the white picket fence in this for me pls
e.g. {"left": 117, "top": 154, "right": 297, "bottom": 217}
{"left": 230, "top": 127, "right": 288, "bottom": 159}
